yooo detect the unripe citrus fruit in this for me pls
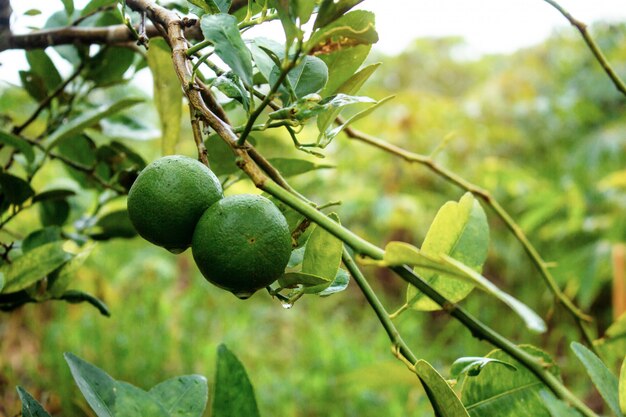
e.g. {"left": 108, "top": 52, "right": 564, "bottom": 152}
{"left": 192, "top": 194, "right": 292, "bottom": 298}
{"left": 127, "top": 155, "right": 223, "bottom": 252}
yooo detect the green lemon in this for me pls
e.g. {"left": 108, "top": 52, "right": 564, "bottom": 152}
{"left": 192, "top": 194, "right": 292, "bottom": 298}
{"left": 127, "top": 155, "right": 223, "bottom": 252}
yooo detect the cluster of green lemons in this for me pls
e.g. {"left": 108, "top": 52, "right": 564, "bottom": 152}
{"left": 127, "top": 155, "right": 292, "bottom": 299}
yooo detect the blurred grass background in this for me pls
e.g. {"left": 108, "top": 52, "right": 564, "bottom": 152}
{"left": 2, "top": 21, "right": 626, "bottom": 416}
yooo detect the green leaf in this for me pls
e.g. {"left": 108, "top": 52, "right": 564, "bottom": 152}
{"left": 1, "top": 241, "right": 72, "bottom": 293}
{"left": 19, "top": 70, "right": 47, "bottom": 102}
{"left": 539, "top": 390, "right": 583, "bottom": 417}
{"left": 39, "top": 199, "right": 71, "bottom": 226}
{"left": 60, "top": 0, "right": 74, "bottom": 16}
{"left": 317, "top": 268, "right": 350, "bottom": 296}
{"left": 0, "top": 273, "right": 4, "bottom": 293}
{"left": 461, "top": 345, "right": 559, "bottom": 417}
{"left": 268, "top": 157, "right": 334, "bottom": 177}
{"left": 296, "top": 0, "right": 316, "bottom": 25}
{"left": 204, "top": 134, "right": 256, "bottom": 176}
{"left": 64, "top": 352, "right": 117, "bottom": 417}
{"left": 0, "top": 173, "right": 35, "bottom": 205}
{"left": 32, "top": 188, "right": 76, "bottom": 203}
{"left": 271, "top": 55, "right": 328, "bottom": 103}
{"left": 81, "top": 0, "right": 118, "bottom": 17}
{"left": 46, "top": 98, "right": 144, "bottom": 150}
{"left": 272, "top": 0, "right": 299, "bottom": 46}
{"left": 302, "top": 213, "right": 342, "bottom": 281}
{"left": 319, "top": 44, "right": 372, "bottom": 97}
{"left": 48, "top": 243, "right": 95, "bottom": 297}
{"left": 22, "top": 226, "right": 63, "bottom": 253}
{"left": 450, "top": 357, "right": 517, "bottom": 380}
{"left": 0, "top": 130, "right": 35, "bottom": 163}
{"left": 24, "top": 9, "right": 42, "bottom": 16}
{"left": 212, "top": 73, "right": 249, "bottom": 111}
{"left": 316, "top": 62, "right": 380, "bottom": 138}
{"left": 114, "top": 381, "right": 170, "bottom": 417}
{"left": 249, "top": 38, "right": 283, "bottom": 83}
{"left": 58, "top": 290, "right": 111, "bottom": 317}
{"left": 414, "top": 360, "right": 471, "bottom": 417}
{"left": 616, "top": 358, "right": 626, "bottom": 414}
{"left": 201, "top": 14, "right": 253, "bottom": 85}
{"left": 571, "top": 342, "right": 623, "bottom": 417}
{"left": 26, "top": 50, "right": 62, "bottom": 92}
{"left": 189, "top": 0, "right": 231, "bottom": 14}
{"left": 313, "top": 0, "right": 364, "bottom": 30}
{"left": 149, "top": 375, "right": 208, "bottom": 417}
{"left": 278, "top": 271, "right": 329, "bottom": 288}
{"left": 17, "top": 386, "right": 52, "bottom": 417}
{"left": 212, "top": 344, "right": 260, "bottom": 417}
{"left": 441, "top": 255, "right": 546, "bottom": 333}
{"left": 310, "top": 10, "right": 378, "bottom": 49}
{"left": 85, "top": 47, "right": 135, "bottom": 86}
{"left": 594, "top": 313, "right": 626, "bottom": 375}
{"left": 89, "top": 210, "right": 137, "bottom": 240}
{"left": 147, "top": 39, "right": 182, "bottom": 156}
{"left": 321, "top": 95, "right": 393, "bottom": 147}
{"left": 407, "top": 192, "right": 489, "bottom": 311}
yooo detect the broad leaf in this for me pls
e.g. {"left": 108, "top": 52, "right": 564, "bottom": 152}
{"left": 46, "top": 98, "right": 144, "bottom": 150}
{"left": 48, "top": 243, "right": 95, "bottom": 297}
{"left": 212, "top": 73, "right": 249, "bottom": 111}
{"left": 17, "top": 386, "right": 52, "bottom": 417}
{"left": 272, "top": 0, "right": 299, "bottom": 46}
{"left": 317, "top": 268, "right": 350, "bottom": 296}
{"left": 85, "top": 47, "right": 135, "bottom": 86}
{"left": 302, "top": 213, "right": 342, "bottom": 281}
{"left": 90, "top": 210, "right": 137, "bottom": 240}
{"left": 249, "top": 38, "right": 284, "bottom": 83}
{"left": 318, "top": 44, "right": 372, "bottom": 97}
{"left": 267, "top": 157, "right": 334, "bottom": 177}
{"left": 408, "top": 192, "right": 489, "bottom": 311}
{"left": 450, "top": 357, "right": 517, "bottom": 380}
{"left": 278, "top": 271, "right": 329, "bottom": 288}
{"left": 0, "top": 173, "right": 35, "bottom": 205}
{"left": 461, "top": 345, "right": 560, "bottom": 417}
{"left": 147, "top": 38, "right": 182, "bottom": 156}
{"left": 539, "top": 390, "right": 583, "bottom": 417}
{"left": 26, "top": 50, "right": 62, "bottom": 92}
{"left": 60, "top": 0, "right": 74, "bottom": 16}
{"left": 317, "top": 62, "right": 380, "bottom": 140}
{"left": 32, "top": 188, "right": 76, "bottom": 203}
{"left": 149, "top": 375, "right": 208, "bottom": 417}
{"left": 571, "top": 342, "right": 623, "bottom": 417}
{"left": 201, "top": 14, "right": 253, "bottom": 85}
{"left": 309, "top": 10, "right": 378, "bottom": 50}
{"left": 0, "top": 129, "right": 35, "bottom": 163}
{"left": 313, "top": 0, "right": 364, "bottom": 30}
{"left": 22, "top": 226, "right": 63, "bottom": 253}
{"left": 64, "top": 352, "right": 117, "bottom": 417}
{"left": 204, "top": 134, "right": 256, "bottom": 176}
{"left": 114, "top": 381, "right": 170, "bottom": 417}
{"left": 414, "top": 360, "right": 470, "bottom": 417}
{"left": 212, "top": 344, "right": 260, "bottom": 417}
{"left": 270, "top": 55, "right": 328, "bottom": 103}
{"left": 1, "top": 241, "right": 72, "bottom": 293}
{"left": 189, "top": 0, "right": 231, "bottom": 14}
{"left": 620, "top": 358, "right": 626, "bottom": 414}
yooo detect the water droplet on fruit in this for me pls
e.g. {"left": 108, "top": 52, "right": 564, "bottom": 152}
{"left": 233, "top": 291, "right": 254, "bottom": 300}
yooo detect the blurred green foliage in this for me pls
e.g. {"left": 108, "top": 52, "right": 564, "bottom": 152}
{"left": 2, "top": 20, "right": 626, "bottom": 417}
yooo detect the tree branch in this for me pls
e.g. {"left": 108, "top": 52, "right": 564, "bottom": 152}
{"left": 544, "top": 0, "right": 626, "bottom": 97}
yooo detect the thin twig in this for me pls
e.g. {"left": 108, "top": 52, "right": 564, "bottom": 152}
{"left": 544, "top": 0, "right": 626, "bottom": 97}
{"left": 189, "top": 102, "right": 209, "bottom": 166}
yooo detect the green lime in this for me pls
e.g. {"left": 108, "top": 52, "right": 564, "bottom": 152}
{"left": 127, "top": 155, "right": 223, "bottom": 252}
{"left": 192, "top": 194, "right": 292, "bottom": 298}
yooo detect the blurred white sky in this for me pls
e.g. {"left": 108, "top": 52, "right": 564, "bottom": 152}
{"left": 1, "top": 0, "right": 626, "bottom": 82}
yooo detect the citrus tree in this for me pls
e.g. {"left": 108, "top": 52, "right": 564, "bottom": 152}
{"left": 1, "top": 0, "right": 625, "bottom": 416}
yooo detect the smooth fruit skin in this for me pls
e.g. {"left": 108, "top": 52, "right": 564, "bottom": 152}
{"left": 192, "top": 194, "right": 292, "bottom": 298}
{"left": 127, "top": 155, "right": 223, "bottom": 252}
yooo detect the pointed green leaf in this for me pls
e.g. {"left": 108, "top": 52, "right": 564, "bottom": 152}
{"left": 313, "top": 0, "right": 365, "bottom": 30}
{"left": 60, "top": 0, "right": 74, "bottom": 16}
{"left": 26, "top": 50, "right": 62, "bottom": 92}
{"left": 58, "top": 290, "right": 111, "bottom": 317}
{"left": 201, "top": 14, "right": 253, "bottom": 85}
{"left": 310, "top": 10, "right": 378, "bottom": 49}
{"left": 268, "top": 157, "right": 334, "bottom": 177}
{"left": 317, "top": 268, "right": 350, "bottom": 296}
{"left": 461, "top": 345, "right": 559, "bottom": 417}
{"left": 571, "top": 342, "right": 623, "bottom": 417}
{"left": 212, "top": 344, "right": 260, "bottom": 417}
{"left": 17, "top": 386, "right": 52, "bottom": 417}
{"left": 450, "top": 357, "right": 517, "bottom": 380}
{"left": 321, "top": 95, "right": 393, "bottom": 147}
{"left": 85, "top": 47, "right": 135, "bottom": 86}
{"left": 149, "top": 375, "right": 208, "bottom": 417}
{"left": 270, "top": 55, "right": 328, "bottom": 103}
{"left": 46, "top": 98, "right": 144, "bottom": 150}
{"left": 115, "top": 381, "right": 170, "bottom": 417}
{"left": 616, "top": 358, "right": 626, "bottom": 414}
{"left": 48, "top": 243, "right": 95, "bottom": 297}
{"left": 302, "top": 213, "right": 342, "bottom": 281}
{"left": 539, "top": 390, "right": 583, "bottom": 417}
{"left": 212, "top": 73, "right": 249, "bottom": 111}
{"left": 414, "top": 360, "right": 470, "bottom": 417}
{"left": 408, "top": 192, "right": 489, "bottom": 311}
{"left": 64, "top": 352, "right": 116, "bottom": 417}
{"left": 249, "top": 38, "right": 283, "bottom": 83}
{"left": 0, "top": 173, "right": 35, "bottom": 205}
{"left": 189, "top": 0, "right": 231, "bottom": 14}
{"left": 90, "top": 209, "right": 137, "bottom": 240}
{"left": 272, "top": 0, "right": 299, "bottom": 46}
{"left": 0, "top": 130, "right": 35, "bottom": 163}
{"left": 319, "top": 44, "right": 372, "bottom": 97}
{"left": 1, "top": 241, "right": 72, "bottom": 293}
{"left": 278, "top": 271, "right": 329, "bottom": 288}
{"left": 147, "top": 38, "right": 182, "bottom": 156}
{"left": 22, "top": 226, "right": 63, "bottom": 253}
